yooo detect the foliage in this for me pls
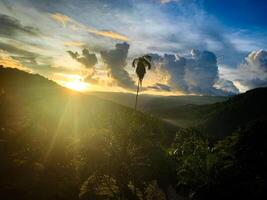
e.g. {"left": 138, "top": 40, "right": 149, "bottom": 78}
{"left": 1, "top": 67, "right": 267, "bottom": 199}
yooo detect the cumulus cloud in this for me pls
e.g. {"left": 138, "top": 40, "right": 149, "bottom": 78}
{"left": 184, "top": 50, "right": 219, "bottom": 94}
{"left": 0, "top": 14, "right": 40, "bottom": 37}
{"left": 214, "top": 79, "right": 239, "bottom": 94}
{"left": 235, "top": 50, "right": 267, "bottom": 90}
{"left": 163, "top": 54, "right": 188, "bottom": 91}
{"left": 151, "top": 49, "right": 238, "bottom": 95}
{"left": 67, "top": 49, "right": 97, "bottom": 68}
{"left": 100, "top": 42, "right": 134, "bottom": 88}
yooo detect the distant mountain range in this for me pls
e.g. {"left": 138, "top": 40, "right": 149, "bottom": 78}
{"left": 92, "top": 91, "right": 228, "bottom": 113}
{"left": 146, "top": 87, "right": 267, "bottom": 137}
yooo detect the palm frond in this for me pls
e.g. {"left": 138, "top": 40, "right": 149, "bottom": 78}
{"left": 142, "top": 57, "right": 152, "bottom": 70}
{"left": 132, "top": 58, "right": 139, "bottom": 68}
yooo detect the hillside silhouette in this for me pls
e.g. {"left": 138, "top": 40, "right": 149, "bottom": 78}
{"left": 0, "top": 67, "right": 267, "bottom": 200}
{"left": 0, "top": 67, "right": 176, "bottom": 200}
{"left": 153, "top": 87, "right": 267, "bottom": 137}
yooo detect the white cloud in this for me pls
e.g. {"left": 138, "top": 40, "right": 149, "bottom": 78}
{"left": 150, "top": 50, "right": 238, "bottom": 95}
{"left": 219, "top": 50, "right": 267, "bottom": 92}
{"left": 236, "top": 50, "right": 267, "bottom": 89}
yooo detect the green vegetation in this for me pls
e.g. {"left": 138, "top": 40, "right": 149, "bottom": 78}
{"left": 0, "top": 67, "right": 267, "bottom": 199}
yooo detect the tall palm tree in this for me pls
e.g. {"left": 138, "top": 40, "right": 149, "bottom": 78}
{"left": 132, "top": 55, "right": 152, "bottom": 110}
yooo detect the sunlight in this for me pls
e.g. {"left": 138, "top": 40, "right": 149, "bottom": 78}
{"left": 65, "top": 80, "right": 89, "bottom": 91}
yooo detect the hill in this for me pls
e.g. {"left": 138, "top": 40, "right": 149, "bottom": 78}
{"left": 1, "top": 67, "right": 267, "bottom": 200}
{"left": 0, "top": 66, "right": 175, "bottom": 137}
{"left": 0, "top": 67, "right": 177, "bottom": 200}
{"left": 156, "top": 87, "right": 267, "bottom": 137}
{"left": 92, "top": 91, "right": 227, "bottom": 113}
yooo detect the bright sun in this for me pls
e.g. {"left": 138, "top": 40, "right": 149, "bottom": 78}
{"left": 65, "top": 80, "right": 89, "bottom": 91}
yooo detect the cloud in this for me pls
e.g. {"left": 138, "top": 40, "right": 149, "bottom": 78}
{"left": 214, "top": 79, "right": 239, "bottom": 94}
{"left": 151, "top": 49, "right": 238, "bottom": 95}
{"left": 63, "top": 41, "right": 86, "bottom": 48}
{"left": 0, "top": 50, "right": 31, "bottom": 72}
{"left": 184, "top": 50, "right": 219, "bottom": 94}
{"left": 0, "top": 42, "right": 60, "bottom": 76}
{"left": 162, "top": 54, "right": 188, "bottom": 91}
{"left": 0, "top": 42, "right": 37, "bottom": 58}
{"left": 50, "top": 12, "right": 71, "bottom": 27}
{"left": 90, "top": 30, "right": 128, "bottom": 42}
{"left": 67, "top": 49, "right": 97, "bottom": 68}
{"left": 50, "top": 12, "right": 129, "bottom": 41}
{"left": 0, "top": 14, "right": 40, "bottom": 37}
{"left": 100, "top": 42, "right": 135, "bottom": 88}
{"left": 235, "top": 50, "right": 267, "bottom": 90}
{"left": 147, "top": 83, "right": 171, "bottom": 91}
{"left": 159, "top": 0, "right": 179, "bottom": 4}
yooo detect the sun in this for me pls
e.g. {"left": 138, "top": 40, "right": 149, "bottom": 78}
{"left": 65, "top": 80, "right": 89, "bottom": 91}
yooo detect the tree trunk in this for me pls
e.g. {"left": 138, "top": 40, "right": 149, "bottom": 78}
{"left": 134, "top": 80, "right": 140, "bottom": 111}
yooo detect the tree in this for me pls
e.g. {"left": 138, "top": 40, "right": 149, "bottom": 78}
{"left": 132, "top": 55, "right": 152, "bottom": 110}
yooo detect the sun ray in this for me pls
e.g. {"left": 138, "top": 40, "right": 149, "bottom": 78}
{"left": 43, "top": 98, "right": 72, "bottom": 163}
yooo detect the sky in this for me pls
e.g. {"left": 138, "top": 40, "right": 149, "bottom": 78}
{"left": 0, "top": 0, "right": 267, "bottom": 95}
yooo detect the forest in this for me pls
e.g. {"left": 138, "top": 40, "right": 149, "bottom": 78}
{"left": 1, "top": 67, "right": 267, "bottom": 200}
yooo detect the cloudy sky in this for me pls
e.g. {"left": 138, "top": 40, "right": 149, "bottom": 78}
{"left": 0, "top": 0, "right": 267, "bottom": 95}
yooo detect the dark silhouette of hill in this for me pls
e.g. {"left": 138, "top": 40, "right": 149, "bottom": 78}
{"left": 0, "top": 67, "right": 178, "bottom": 200}
{"left": 156, "top": 87, "right": 267, "bottom": 137}
{"left": 0, "top": 66, "right": 175, "bottom": 138}
{"left": 1, "top": 66, "right": 267, "bottom": 199}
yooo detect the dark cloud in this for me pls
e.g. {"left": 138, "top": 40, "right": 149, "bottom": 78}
{"left": 67, "top": 49, "right": 97, "bottom": 68}
{"left": 152, "top": 49, "right": 237, "bottom": 95}
{"left": 0, "top": 14, "right": 40, "bottom": 37}
{"left": 147, "top": 83, "right": 171, "bottom": 91}
{"left": 0, "top": 42, "right": 37, "bottom": 58}
{"left": 163, "top": 54, "right": 188, "bottom": 91}
{"left": 0, "top": 42, "right": 60, "bottom": 75}
{"left": 100, "top": 42, "right": 134, "bottom": 88}
{"left": 184, "top": 50, "right": 219, "bottom": 94}
{"left": 236, "top": 50, "right": 267, "bottom": 89}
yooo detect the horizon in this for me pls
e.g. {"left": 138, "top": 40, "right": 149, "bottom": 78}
{"left": 1, "top": 0, "right": 267, "bottom": 96}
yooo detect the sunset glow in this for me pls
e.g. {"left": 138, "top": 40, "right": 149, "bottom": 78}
{"left": 0, "top": 0, "right": 267, "bottom": 95}
{"left": 64, "top": 80, "right": 89, "bottom": 91}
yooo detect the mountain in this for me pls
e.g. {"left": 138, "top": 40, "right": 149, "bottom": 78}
{"left": 1, "top": 67, "right": 267, "bottom": 199}
{"left": 0, "top": 67, "right": 177, "bottom": 200}
{"left": 156, "top": 87, "right": 267, "bottom": 137}
{"left": 92, "top": 91, "right": 227, "bottom": 113}
{"left": 0, "top": 67, "right": 177, "bottom": 144}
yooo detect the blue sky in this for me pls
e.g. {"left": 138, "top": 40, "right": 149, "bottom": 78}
{"left": 0, "top": 0, "right": 267, "bottom": 95}
{"left": 203, "top": 0, "right": 267, "bottom": 29}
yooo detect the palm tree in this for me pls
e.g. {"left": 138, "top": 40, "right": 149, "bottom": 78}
{"left": 132, "top": 55, "right": 152, "bottom": 110}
